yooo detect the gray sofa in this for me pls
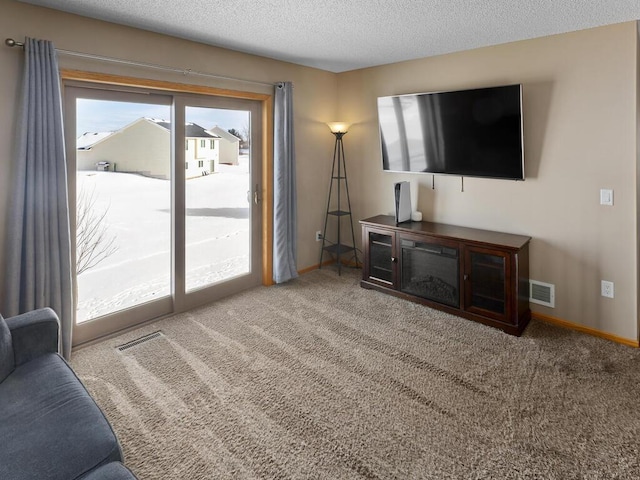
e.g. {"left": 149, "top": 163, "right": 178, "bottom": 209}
{"left": 0, "top": 308, "right": 137, "bottom": 479}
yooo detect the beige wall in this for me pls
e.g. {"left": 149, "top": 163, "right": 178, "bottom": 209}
{"left": 337, "top": 22, "right": 639, "bottom": 340}
{"left": 0, "top": 0, "right": 338, "bottom": 297}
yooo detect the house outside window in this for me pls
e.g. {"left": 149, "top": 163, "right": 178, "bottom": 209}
{"left": 210, "top": 139, "right": 215, "bottom": 149}
{"left": 185, "top": 162, "right": 189, "bottom": 169}
{"left": 198, "top": 160, "right": 204, "bottom": 168}
{"left": 185, "top": 140, "right": 189, "bottom": 150}
{"left": 200, "top": 139, "right": 206, "bottom": 148}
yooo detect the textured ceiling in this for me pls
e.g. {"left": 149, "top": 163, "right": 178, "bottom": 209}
{"left": 18, "top": 0, "right": 640, "bottom": 72}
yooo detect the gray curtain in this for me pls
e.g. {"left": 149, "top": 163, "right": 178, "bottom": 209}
{"left": 3, "top": 38, "right": 73, "bottom": 359}
{"left": 273, "top": 82, "right": 298, "bottom": 283}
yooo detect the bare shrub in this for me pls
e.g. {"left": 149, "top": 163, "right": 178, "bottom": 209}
{"left": 76, "top": 186, "right": 118, "bottom": 276}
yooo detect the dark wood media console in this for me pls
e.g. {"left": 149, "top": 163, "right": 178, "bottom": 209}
{"left": 360, "top": 215, "right": 531, "bottom": 335}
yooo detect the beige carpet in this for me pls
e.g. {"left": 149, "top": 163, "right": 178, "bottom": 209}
{"left": 71, "top": 269, "right": 640, "bottom": 479}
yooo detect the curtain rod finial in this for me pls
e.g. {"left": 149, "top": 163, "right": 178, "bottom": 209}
{"left": 5, "top": 38, "right": 24, "bottom": 48}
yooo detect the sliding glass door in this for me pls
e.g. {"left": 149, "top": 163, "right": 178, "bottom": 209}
{"left": 175, "top": 94, "right": 263, "bottom": 312}
{"left": 65, "top": 86, "right": 262, "bottom": 345}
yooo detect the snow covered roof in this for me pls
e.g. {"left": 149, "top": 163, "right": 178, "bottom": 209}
{"left": 146, "top": 118, "right": 219, "bottom": 139}
{"left": 76, "top": 131, "right": 113, "bottom": 149}
{"left": 207, "top": 126, "right": 240, "bottom": 143}
{"left": 77, "top": 118, "right": 220, "bottom": 150}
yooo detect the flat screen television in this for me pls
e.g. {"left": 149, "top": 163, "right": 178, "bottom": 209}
{"left": 378, "top": 84, "right": 524, "bottom": 180}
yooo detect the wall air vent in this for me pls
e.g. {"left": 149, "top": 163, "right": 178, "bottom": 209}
{"left": 529, "top": 280, "right": 555, "bottom": 308}
{"left": 116, "top": 331, "right": 164, "bottom": 352}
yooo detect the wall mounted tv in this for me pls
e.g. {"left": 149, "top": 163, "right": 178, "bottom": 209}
{"left": 378, "top": 84, "right": 524, "bottom": 180}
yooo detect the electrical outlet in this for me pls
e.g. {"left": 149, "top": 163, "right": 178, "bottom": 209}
{"left": 315, "top": 231, "right": 323, "bottom": 242}
{"left": 601, "top": 280, "right": 614, "bottom": 298}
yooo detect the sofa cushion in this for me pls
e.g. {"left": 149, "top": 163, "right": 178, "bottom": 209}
{"left": 0, "top": 314, "right": 14, "bottom": 383}
{"left": 0, "top": 353, "right": 122, "bottom": 480}
{"left": 79, "top": 461, "right": 138, "bottom": 480}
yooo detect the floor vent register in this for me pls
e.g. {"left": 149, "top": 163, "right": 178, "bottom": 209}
{"left": 116, "top": 331, "right": 164, "bottom": 352}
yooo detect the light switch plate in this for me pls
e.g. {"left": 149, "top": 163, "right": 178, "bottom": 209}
{"left": 600, "top": 189, "right": 613, "bottom": 206}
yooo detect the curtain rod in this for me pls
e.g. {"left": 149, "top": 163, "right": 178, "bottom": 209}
{"left": 5, "top": 38, "right": 276, "bottom": 88}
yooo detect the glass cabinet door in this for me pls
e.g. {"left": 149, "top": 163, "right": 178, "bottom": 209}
{"left": 365, "top": 228, "right": 396, "bottom": 286}
{"left": 464, "top": 247, "right": 511, "bottom": 322}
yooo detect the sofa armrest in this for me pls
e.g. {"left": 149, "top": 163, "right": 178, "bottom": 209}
{"left": 5, "top": 308, "right": 60, "bottom": 365}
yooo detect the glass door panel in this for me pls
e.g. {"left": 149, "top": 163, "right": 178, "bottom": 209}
{"left": 183, "top": 106, "right": 253, "bottom": 292}
{"left": 469, "top": 251, "right": 506, "bottom": 314}
{"left": 75, "top": 98, "right": 172, "bottom": 323}
{"left": 464, "top": 246, "right": 510, "bottom": 323}
{"left": 65, "top": 87, "right": 174, "bottom": 344}
{"left": 368, "top": 231, "right": 394, "bottom": 284}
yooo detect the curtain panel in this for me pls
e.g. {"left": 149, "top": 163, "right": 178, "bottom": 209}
{"left": 3, "top": 38, "right": 73, "bottom": 359}
{"left": 273, "top": 82, "right": 298, "bottom": 284}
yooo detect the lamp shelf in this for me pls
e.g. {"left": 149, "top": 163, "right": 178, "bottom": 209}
{"left": 323, "top": 243, "right": 356, "bottom": 255}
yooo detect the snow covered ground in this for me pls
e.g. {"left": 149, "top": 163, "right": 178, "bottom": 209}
{"left": 76, "top": 157, "right": 250, "bottom": 323}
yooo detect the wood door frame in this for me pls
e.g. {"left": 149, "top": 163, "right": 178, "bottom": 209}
{"left": 61, "top": 69, "right": 274, "bottom": 287}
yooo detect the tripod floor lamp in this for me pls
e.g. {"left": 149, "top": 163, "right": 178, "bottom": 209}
{"left": 319, "top": 122, "right": 359, "bottom": 275}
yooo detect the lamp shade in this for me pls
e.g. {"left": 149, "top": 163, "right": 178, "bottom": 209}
{"left": 327, "top": 122, "right": 350, "bottom": 134}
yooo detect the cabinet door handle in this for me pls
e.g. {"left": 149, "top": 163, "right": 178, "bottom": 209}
{"left": 464, "top": 274, "right": 469, "bottom": 281}
{"left": 391, "top": 257, "right": 397, "bottom": 263}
